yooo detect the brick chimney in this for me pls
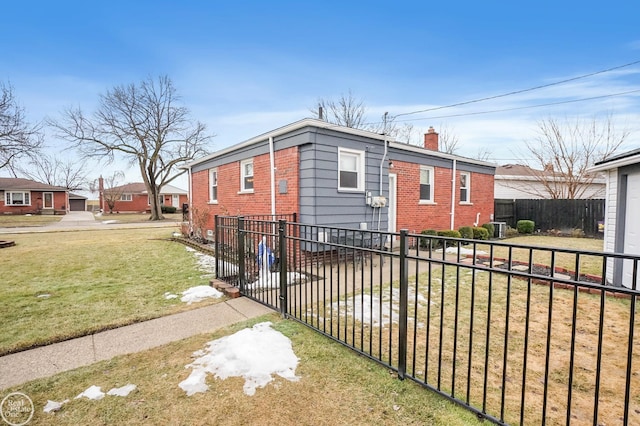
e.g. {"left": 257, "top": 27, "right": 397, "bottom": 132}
{"left": 424, "top": 126, "right": 439, "bottom": 151}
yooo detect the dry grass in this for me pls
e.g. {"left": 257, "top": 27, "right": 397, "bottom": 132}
{"left": 0, "top": 214, "right": 63, "bottom": 227}
{"left": 7, "top": 317, "right": 483, "bottom": 425}
{"left": 0, "top": 228, "right": 220, "bottom": 355}
{"left": 315, "top": 260, "right": 640, "bottom": 425}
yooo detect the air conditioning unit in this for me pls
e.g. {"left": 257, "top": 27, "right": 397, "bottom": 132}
{"left": 491, "top": 222, "right": 507, "bottom": 239}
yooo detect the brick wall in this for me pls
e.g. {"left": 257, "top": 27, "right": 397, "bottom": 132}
{"left": 190, "top": 146, "right": 300, "bottom": 233}
{"left": 392, "top": 160, "right": 494, "bottom": 234}
{"left": 0, "top": 191, "right": 68, "bottom": 215}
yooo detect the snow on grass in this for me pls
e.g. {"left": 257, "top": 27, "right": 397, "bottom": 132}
{"left": 164, "top": 291, "right": 178, "bottom": 300}
{"left": 180, "top": 286, "right": 223, "bottom": 305}
{"left": 248, "top": 271, "right": 305, "bottom": 289}
{"left": 179, "top": 322, "right": 299, "bottom": 397}
{"left": 185, "top": 245, "right": 238, "bottom": 277}
{"left": 75, "top": 385, "right": 105, "bottom": 400}
{"left": 45, "top": 384, "right": 137, "bottom": 414}
{"left": 445, "top": 246, "right": 488, "bottom": 256}
{"left": 107, "top": 384, "right": 137, "bottom": 397}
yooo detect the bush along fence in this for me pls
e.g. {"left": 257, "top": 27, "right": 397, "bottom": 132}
{"left": 213, "top": 215, "right": 640, "bottom": 425}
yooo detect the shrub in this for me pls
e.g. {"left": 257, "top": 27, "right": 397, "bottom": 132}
{"left": 437, "top": 230, "right": 461, "bottom": 238}
{"left": 419, "top": 229, "right": 438, "bottom": 248}
{"left": 481, "top": 223, "right": 495, "bottom": 238}
{"left": 458, "top": 226, "right": 473, "bottom": 240}
{"left": 162, "top": 205, "right": 177, "bottom": 214}
{"left": 517, "top": 220, "right": 535, "bottom": 234}
{"left": 472, "top": 226, "right": 489, "bottom": 240}
{"left": 505, "top": 226, "right": 519, "bottom": 238}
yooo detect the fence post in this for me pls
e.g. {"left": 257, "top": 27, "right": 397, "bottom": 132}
{"left": 214, "top": 215, "right": 219, "bottom": 279}
{"left": 238, "top": 216, "right": 245, "bottom": 293}
{"left": 278, "top": 219, "right": 288, "bottom": 317}
{"left": 398, "top": 229, "right": 409, "bottom": 380}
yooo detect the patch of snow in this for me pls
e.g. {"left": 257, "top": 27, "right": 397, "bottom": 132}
{"left": 179, "top": 322, "right": 299, "bottom": 397}
{"left": 164, "top": 292, "right": 178, "bottom": 300}
{"left": 75, "top": 385, "right": 105, "bottom": 400}
{"left": 184, "top": 246, "right": 238, "bottom": 277}
{"left": 37, "top": 294, "right": 51, "bottom": 298}
{"left": 172, "top": 232, "right": 182, "bottom": 237}
{"left": 101, "top": 220, "right": 118, "bottom": 225}
{"left": 445, "top": 247, "right": 487, "bottom": 256}
{"left": 107, "top": 384, "right": 137, "bottom": 397}
{"left": 248, "top": 271, "right": 305, "bottom": 289}
{"left": 180, "top": 285, "right": 223, "bottom": 304}
{"left": 43, "top": 399, "right": 69, "bottom": 413}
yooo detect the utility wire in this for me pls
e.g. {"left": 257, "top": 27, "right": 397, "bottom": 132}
{"left": 392, "top": 59, "right": 640, "bottom": 119}
{"left": 387, "top": 89, "right": 640, "bottom": 123}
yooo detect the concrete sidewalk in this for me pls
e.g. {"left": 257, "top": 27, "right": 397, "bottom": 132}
{"left": 0, "top": 298, "right": 274, "bottom": 390}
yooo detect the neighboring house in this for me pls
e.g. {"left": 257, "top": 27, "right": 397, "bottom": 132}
{"left": 588, "top": 148, "right": 640, "bottom": 288}
{"left": 495, "top": 164, "right": 606, "bottom": 199}
{"left": 0, "top": 177, "right": 69, "bottom": 215}
{"left": 98, "top": 180, "right": 188, "bottom": 213}
{"left": 68, "top": 192, "right": 88, "bottom": 211}
{"left": 185, "top": 118, "right": 496, "bottom": 239}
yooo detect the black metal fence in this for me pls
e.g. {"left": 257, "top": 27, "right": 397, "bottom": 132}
{"left": 213, "top": 215, "right": 640, "bottom": 425}
{"left": 494, "top": 199, "right": 605, "bottom": 237}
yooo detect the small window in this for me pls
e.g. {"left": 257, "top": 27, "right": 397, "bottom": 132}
{"left": 5, "top": 191, "right": 31, "bottom": 206}
{"left": 120, "top": 193, "right": 132, "bottom": 202}
{"left": 419, "top": 166, "right": 434, "bottom": 202}
{"left": 338, "top": 148, "right": 365, "bottom": 191}
{"left": 240, "top": 159, "right": 254, "bottom": 192}
{"left": 209, "top": 168, "right": 218, "bottom": 201}
{"left": 460, "top": 172, "right": 471, "bottom": 203}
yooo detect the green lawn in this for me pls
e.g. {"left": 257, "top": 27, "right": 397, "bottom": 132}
{"left": 0, "top": 228, "right": 219, "bottom": 355}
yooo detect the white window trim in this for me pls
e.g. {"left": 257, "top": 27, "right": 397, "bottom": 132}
{"left": 419, "top": 166, "right": 435, "bottom": 203}
{"left": 338, "top": 147, "right": 365, "bottom": 192}
{"left": 209, "top": 168, "right": 219, "bottom": 203}
{"left": 120, "top": 193, "right": 133, "bottom": 202}
{"left": 239, "top": 158, "right": 254, "bottom": 194}
{"left": 5, "top": 191, "right": 31, "bottom": 206}
{"left": 460, "top": 171, "right": 472, "bottom": 204}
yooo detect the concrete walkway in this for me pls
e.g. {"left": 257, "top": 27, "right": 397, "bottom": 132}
{"left": 0, "top": 298, "right": 274, "bottom": 390}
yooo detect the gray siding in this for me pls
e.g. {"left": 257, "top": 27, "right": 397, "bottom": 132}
{"left": 299, "top": 129, "right": 389, "bottom": 231}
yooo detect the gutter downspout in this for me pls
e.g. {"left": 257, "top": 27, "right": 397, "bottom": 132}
{"left": 187, "top": 166, "right": 193, "bottom": 233}
{"left": 269, "top": 136, "right": 276, "bottom": 217}
{"left": 450, "top": 159, "right": 457, "bottom": 230}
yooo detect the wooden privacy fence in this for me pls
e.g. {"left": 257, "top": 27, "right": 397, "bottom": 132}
{"left": 494, "top": 199, "right": 605, "bottom": 236}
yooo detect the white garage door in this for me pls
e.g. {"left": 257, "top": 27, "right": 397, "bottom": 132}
{"left": 623, "top": 172, "right": 640, "bottom": 288}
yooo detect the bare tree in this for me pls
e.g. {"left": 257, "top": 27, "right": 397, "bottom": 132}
{"left": 313, "top": 90, "right": 367, "bottom": 128}
{"left": 438, "top": 123, "right": 460, "bottom": 154}
{"left": 519, "top": 115, "right": 629, "bottom": 199}
{"left": 17, "top": 154, "right": 88, "bottom": 191}
{"left": 50, "top": 75, "right": 213, "bottom": 220}
{"left": 0, "top": 82, "right": 42, "bottom": 171}
{"left": 94, "top": 171, "right": 126, "bottom": 214}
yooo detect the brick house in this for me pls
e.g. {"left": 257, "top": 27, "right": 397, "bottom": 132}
{"left": 0, "top": 177, "right": 69, "bottom": 215}
{"left": 185, "top": 118, "right": 495, "bottom": 238}
{"left": 98, "top": 180, "right": 188, "bottom": 213}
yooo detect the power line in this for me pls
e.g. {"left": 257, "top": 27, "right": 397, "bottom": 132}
{"left": 392, "top": 59, "right": 640, "bottom": 119}
{"left": 390, "top": 88, "right": 640, "bottom": 123}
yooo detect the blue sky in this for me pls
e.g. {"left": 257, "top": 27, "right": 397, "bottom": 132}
{"left": 2, "top": 1, "right": 640, "bottom": 186}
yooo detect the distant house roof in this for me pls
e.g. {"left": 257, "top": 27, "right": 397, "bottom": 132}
{"left": 108, "top": 182, "right": 187, "bottom": 195}
{"left": 69, "top": 192, "right": 88, "bottom": 200}
{"left": 589, "top": 148, "right": 640, "bottom": 172}
{"left": 496, "top": 163, "right": 605, "bottom": 183}
{"left": 0, "top": 177, "right": 68, "bottom": 192}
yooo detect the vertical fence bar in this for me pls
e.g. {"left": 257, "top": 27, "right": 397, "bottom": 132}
{"left": 398, "top": 229, "right": 409, "bottom": 380}
{"left": 238, "top": 216, "right": 245, "bottom": 293}
{"left": 214, "top": 215, "right": 220, "bottom": 280}
{"left": 278, "top": 219, "right": 288, "bottom": 317}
